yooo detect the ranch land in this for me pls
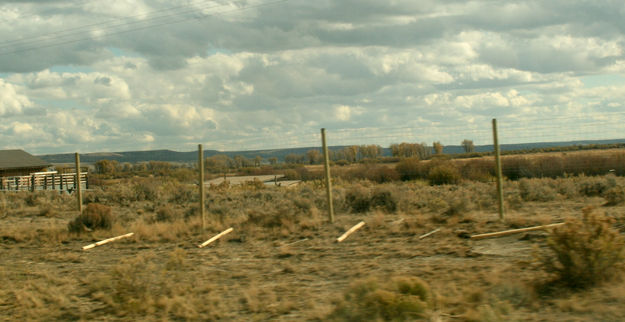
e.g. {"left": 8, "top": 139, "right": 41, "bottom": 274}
{"left": 2, "top": 150, "right": 625, "bottom": 321}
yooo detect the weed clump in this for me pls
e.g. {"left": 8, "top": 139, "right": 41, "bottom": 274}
{"left": 155, "top": 205, "right": 182, "bottom": 222}
{"left": 345, "top": 185, "right": 397, "bottom": 213}
{"left": 345, "top": 185, "right": 371, "bottom": 213}
{"left": 577, "top": 176, "right": 613, "bottom": 197}
{"left": 329, "top": 276, "right": 429, "bottom": 321}
{"left": 519, "top": 178, "right": 557, "bottom": 202}
{"left": 68, "top": 203, "right": 114, "bottom": 233}
{"left": 395, "top": 157, "right": 424, "bottom": 181}
{"left": 370, "top": 188, "right": 397, "bottom": 213}
{"left": 603, "top": 186, "right": 625, "bottom": 206}
{"left": 428, "top": 164, "right": 461, "bottom": 185}
{"left": 541, "top": 207, "right": 625, "bottom": 289}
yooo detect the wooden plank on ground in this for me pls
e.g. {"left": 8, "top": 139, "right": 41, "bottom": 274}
{"left": 419, "top": 228, "right": 441, "bottom": 240}
{"left": 470, "top": 223, "right": 565, "bottom": 240}
{"left": 337, "top": 221, "right": 366, "bottom": 242}
{"left": 82, "top": 232, "right": 134, "bottom": 250}
{"left": 198, "top": 227, "right": 234, "bottom": 248}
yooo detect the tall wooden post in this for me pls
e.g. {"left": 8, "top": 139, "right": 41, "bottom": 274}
{"left": 492, "top": 119, "right": 505, "bottom": 220}
{"left": 321, "top": 128, "right": 335, "bottom": 223}
{"left": 199, "top": 144, "right": 206, "bottom": 230}
{"left": 75, "top": 153, "right": 83, "bottom": 213}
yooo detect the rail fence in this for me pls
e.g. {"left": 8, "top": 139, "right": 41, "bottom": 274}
{"left": 0, "top": 171, "right": 88, "bottom": 192}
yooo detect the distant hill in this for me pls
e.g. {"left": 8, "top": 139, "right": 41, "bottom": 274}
{"left": 37, "top": 138, "right": 625, "bottom": 164}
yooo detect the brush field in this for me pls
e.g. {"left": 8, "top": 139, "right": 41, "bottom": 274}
{"left": 1, "top": 167, "right": 625, "bottom": 321}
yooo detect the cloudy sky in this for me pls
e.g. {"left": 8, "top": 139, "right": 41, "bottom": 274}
{"left": 1, "top": 0, "right": 624, "bottom": 154}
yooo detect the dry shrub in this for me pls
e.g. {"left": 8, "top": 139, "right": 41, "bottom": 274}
{"left": 68, "top": 203, "right": 114, "bottom": 233}
{"left": 577, "top": 175, "right": 614, "bottom": 197}
{"left": 338, "top": 165, "right": 399, "bottom": 183}
{"left": 282, "top": 169, "right": 300, "bottom": 180}
{"left": 38, "top": 206, "right": 58, "bottom": 217}
{"left": 395, "top": 157, "right": 424, "bottom": 181}
{"left": 519, "top": 178, "right": 557, "bottom": 202}
{"left": 603, "top": 186, "right": 625, "bottom": 206}
{"left": 533, "top": 155, "right": 565, "bottom": 178}
{"left": 240, "top": 178, "right": 266, "bottom": 190}
{"left": 366, "top": 166, "right": 400, "bottom": 183}
{"left": 345, "top": 185, "right": 371, "bottom": 213}
{"left": 370, "top": 188, "right": 397, "bottom": 213}
{"left": 428, "top": 164, "right": 461, "bottom": 185}
{"left": 461, "top": 158, "right": 495, "bottom": 182}
{"left": 542, "top": 208, "right": 625, "bottom": 289}
{"left": 132, "top": 179, "right": 160, "bottom": 201}
{"left": 163, "top": 181, "right": 196, "bottom": 204}
{"left": 87, "top": 254, "right": 222, "bottom": 319}
{"left": 443, "top": 195, "right": 471, "bottom": 216}
{"left": 245, "top": 200, "right": 298, "bottom": 234}
{"left": 155, "top": 205, "right": 182, "bottom": 222}
{"left": 502, "top": 156, "right": 533, "bottom": 180}
{"left": 329, "top": 276, "right": 429, "bottom": 321}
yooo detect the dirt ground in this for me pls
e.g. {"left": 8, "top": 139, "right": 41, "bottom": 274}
{"left": 1, "top": 179, "right": 625, "bottom": 321}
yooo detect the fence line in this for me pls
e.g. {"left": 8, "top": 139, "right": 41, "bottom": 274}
{"left": 0, "top": 171, "right": 88, "bottom": 192}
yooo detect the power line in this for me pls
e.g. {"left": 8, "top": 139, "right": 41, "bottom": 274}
{"left": 0, "top": 0, "right": 288, "bottom": 57}
{"left": 0, "top": 1, "right": 226, "bottom": 48}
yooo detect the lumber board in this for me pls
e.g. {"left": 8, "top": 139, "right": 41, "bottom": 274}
{"left": 419, "top": 228, "right": 441, "bottom": 240}
{"left": 82, "top": 232, "right": 134, "bottom": 250}
{"left": 337, "top": 221, "right": 366, "bottom": 242}
{"left": 470, "top": 223, "right": 565, "bottom": 240}
{"left": 198, "top": 227, "right": 234, "bottom": 248}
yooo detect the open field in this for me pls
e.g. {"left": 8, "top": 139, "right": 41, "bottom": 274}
{"left": 2, "top": 168, "right": 625, "bottom": 320}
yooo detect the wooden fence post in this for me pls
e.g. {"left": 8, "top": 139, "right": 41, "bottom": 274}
{"left": 321, "top": 128, "right": 335, "bottom": 223}
{"left": 492, "top": 119, "right": 505, "bottom": 220}
{"left": 199, "top": 144, "right": 206, "bottom": 230}
{"left": 75, "top": 153, "right": 83, "bottom": 213}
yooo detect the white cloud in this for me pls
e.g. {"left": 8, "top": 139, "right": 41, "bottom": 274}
{"left": 0, "top": 80, "right": 31, "bottom": 116}
{"left": 334, "top": 105, "right": 351, "bottom": 121}
{"left": 0, "top": 0, "right": 624, "bottom": 153}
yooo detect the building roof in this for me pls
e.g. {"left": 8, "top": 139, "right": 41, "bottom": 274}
{"left": 0, "top": 149, "right": 51, "bottom": 170}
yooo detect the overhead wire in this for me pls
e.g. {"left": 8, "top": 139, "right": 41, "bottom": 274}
{"left": 0, "top": 0, "right": 227, "bottom": 48}
{"left": 0, "top": 0, "right": 288, "bottom": 56}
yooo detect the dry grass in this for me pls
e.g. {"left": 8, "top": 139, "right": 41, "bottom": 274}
{"left": 1, "top": 171, "right": 625, "bottom": 320}
{"left": 540, "top": 207, "right": 625, "bottom": 289}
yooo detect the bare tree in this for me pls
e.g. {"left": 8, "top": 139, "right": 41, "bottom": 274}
{"left": 433, "top": 141, "right": 443, "bottom": 154}
{"left": 461, "top": 139, "right": 475, "bottom": 153}
{"left": 306, "top": 149, "right": 321, "bottom": 164}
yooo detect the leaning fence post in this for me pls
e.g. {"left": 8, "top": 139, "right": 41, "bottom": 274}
{"left": 199, "top": 144, "right": 206, "bottom": 230}
{"left": 492, "top": 119, "right": 505, "bottom": 220}
{"left": 321, "top": 128, "right": 335, "bottom": 223}
{"left": 75, "top": 153, "right": 83, "bottom": 213}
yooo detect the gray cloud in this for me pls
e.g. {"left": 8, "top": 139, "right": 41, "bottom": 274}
{"left": 0, "top": 0, "right": 624, "bottom": 153}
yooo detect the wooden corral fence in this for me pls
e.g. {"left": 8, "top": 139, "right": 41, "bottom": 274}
{"left": 0, "top": 170, "right": 88, "bottom": 192}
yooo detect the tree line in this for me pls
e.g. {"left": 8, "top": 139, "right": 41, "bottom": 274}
{"left": 94, "top": 140, "right": 477, "bottom": 175}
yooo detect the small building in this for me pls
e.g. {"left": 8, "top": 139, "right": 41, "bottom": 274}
{"left": 0, "top": 149, "right": 51, "bottom": 177}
